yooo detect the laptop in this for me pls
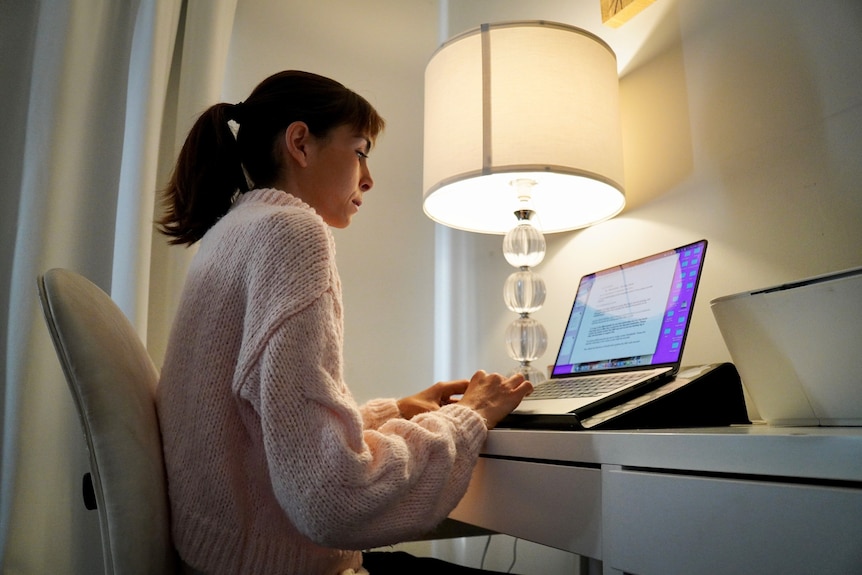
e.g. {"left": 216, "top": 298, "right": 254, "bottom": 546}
{"left": 507, "top": 239, "right": 708, "bottom": 423}
{"left": 711, "top": 266, "right": 862, "bottom": 426}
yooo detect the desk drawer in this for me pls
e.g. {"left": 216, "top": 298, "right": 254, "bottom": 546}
{"left": 603, "top": 468, "right": 862, "bottom": 574}
{"left": 450, "top": 457, "right": 601, "bottom": 558}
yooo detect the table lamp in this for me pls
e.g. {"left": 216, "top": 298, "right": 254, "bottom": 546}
{"left": 423, "top": 21, "right": 626, "bottom": 381}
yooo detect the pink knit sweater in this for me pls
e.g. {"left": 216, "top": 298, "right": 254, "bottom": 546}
{"left": 156, "top": 189, "right": 488, "bottom": 575}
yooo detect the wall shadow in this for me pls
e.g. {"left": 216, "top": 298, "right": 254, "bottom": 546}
{"left": 618, "top": 3, "right": 694, "bottom": 212}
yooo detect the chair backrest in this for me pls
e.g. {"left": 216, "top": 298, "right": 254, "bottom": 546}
{"left": 37, "top": 268, "right": 177, "bottom": 575}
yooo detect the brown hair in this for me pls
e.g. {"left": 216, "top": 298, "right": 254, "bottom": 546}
{"left": 157, "top": 70, "right": 385, "bottom": 246}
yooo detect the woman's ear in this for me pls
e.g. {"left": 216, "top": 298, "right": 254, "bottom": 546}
{"left": 284, "top": 121, "right": 311, "bottom": 168}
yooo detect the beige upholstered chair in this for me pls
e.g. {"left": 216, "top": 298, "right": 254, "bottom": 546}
{"left": 37, "top": 268, "right": 178, "bottom": 575}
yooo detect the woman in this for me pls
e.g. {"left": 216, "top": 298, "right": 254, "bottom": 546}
{"left": 156, "top": 70, "right": 533, "bottom": 575}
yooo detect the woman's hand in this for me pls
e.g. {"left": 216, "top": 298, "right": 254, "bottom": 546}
{"left": 396, "top": 380, "right": 469, "bottom": 420}
{"left": 457, "top": 370, "right": 534, "bottom": 429}
{"left": 397, "top": 371, "right": 533, "bottom": 428}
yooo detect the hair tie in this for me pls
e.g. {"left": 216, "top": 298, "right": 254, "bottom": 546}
{"left": 230, "top": 101, "right": 245, "bottom": 123}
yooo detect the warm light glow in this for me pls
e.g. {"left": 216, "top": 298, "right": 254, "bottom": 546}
{"left": 423, "top": 171, "right": 624, "bottom": 234}
{"left": 423, "top": 21, "right": 626, "bottom": 234}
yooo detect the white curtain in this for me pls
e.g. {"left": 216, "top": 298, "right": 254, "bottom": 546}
{"left": 0, "top": 1, "right": 237, "bottom": 573}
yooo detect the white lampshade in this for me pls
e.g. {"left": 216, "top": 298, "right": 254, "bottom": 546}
{"left": 423, "top": 21, "right": 626, "bottom": 234}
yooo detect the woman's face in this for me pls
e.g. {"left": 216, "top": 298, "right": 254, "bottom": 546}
{"left": 296, "top": 123, "right": 374, "bottom": 228}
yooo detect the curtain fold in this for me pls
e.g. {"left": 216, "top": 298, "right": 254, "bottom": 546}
{"left": 112, "top": 0, "right": 183, "bottom": 335}
{"left": 0, "top": 1, "right": 237, "bottom": 572}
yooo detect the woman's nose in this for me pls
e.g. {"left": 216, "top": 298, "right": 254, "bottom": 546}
{"left": 360, "top": 168, "right": 373, "bottom": 192}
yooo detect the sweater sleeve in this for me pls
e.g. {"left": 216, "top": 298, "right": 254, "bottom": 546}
{"left": 241, "top": 293, "right": 488, "bottom": 551}
{"left": 359, "top": 398, "right": 401, "bottom": 430}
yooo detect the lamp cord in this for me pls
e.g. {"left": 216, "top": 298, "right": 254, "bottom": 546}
{"left": 480, "top": 535, "right": 492, "bottom": 569}
{"left": 479, "top": 535, "right": 520, "bottom": 573}
{"left": 507, "top": 537, "right": 519, "bottom": 573}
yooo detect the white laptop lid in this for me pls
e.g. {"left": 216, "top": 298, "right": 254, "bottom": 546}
{"left": 711, "top": 266, "right": 862, "bottom": 426}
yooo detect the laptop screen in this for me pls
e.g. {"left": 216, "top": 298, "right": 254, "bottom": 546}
{"left": 550, "top": 239, "right": 708, "bottom": 377}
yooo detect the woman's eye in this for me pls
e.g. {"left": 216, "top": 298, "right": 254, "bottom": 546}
{"left": 356, "top": 151, "right": 369, "bottom": 160}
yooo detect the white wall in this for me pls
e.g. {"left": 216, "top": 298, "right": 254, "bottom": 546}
{"left": 554, "top": 0, "right": 862, "bottom": 371}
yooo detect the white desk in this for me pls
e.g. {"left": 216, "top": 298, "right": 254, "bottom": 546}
{"left": 449, "top": 426, "right": 862, "bottom": 574}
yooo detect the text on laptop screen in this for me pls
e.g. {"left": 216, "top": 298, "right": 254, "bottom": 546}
{"left": 551, "top": 240, "right": 707, "bottom": 376}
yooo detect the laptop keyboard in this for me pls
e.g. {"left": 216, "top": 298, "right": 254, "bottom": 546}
{"left": 527, "top": 371, "right": 649, "bottom": 400}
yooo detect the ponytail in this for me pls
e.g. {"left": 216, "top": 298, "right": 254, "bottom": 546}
{"left": 157, "top": 103, "right": 248, "bottom": 246}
